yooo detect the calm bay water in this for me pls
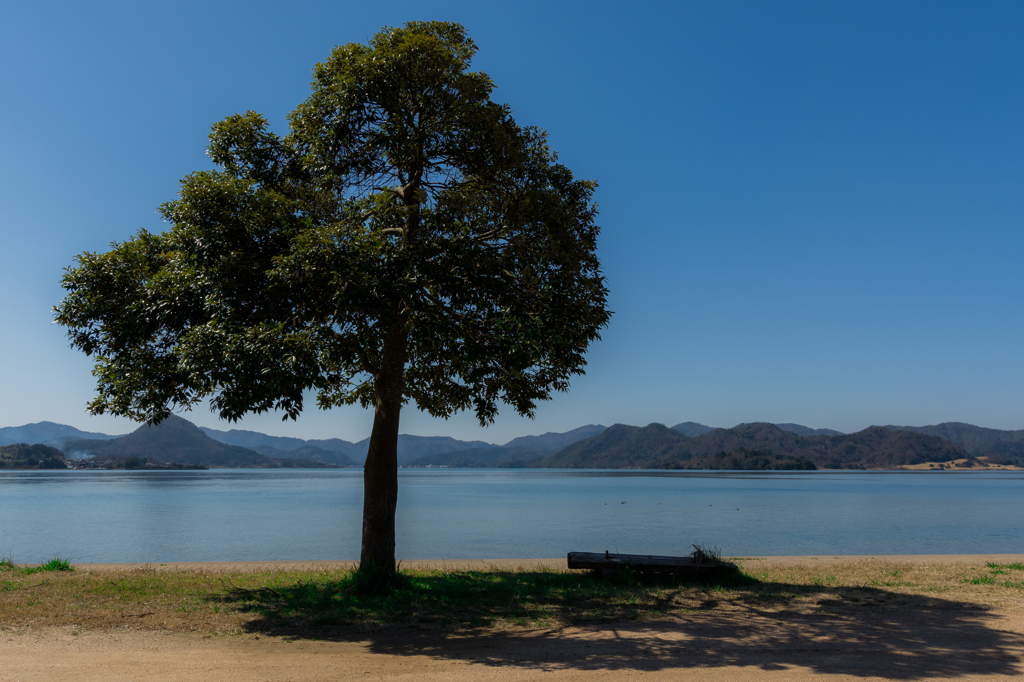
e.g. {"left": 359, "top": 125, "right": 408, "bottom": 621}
{"left": 1, "top": 469, "right": 1022, "bottom": 563}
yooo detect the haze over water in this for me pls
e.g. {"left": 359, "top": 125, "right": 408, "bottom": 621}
{"left": 2, "top": 469, "right": 1022, "bottom": 564}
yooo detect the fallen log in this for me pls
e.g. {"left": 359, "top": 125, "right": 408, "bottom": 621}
{"left": 567, "top": 550, "right": 737, "bottom": 578}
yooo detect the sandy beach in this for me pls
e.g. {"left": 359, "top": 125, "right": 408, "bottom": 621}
{"left": 65, "top": 553, "right": 1024, "bottom": 572}
{"left": 4, "top": 555, "right": 1024, "bottom": 681}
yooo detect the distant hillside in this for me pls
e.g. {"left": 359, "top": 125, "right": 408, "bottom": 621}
{"left": 543, "top": 424, "right": 692, "bottom": 469}
{"left": 201, "top": 427, "right": 497, "bottom": 465}
{"left": 405, "top": 446, "right": 546, "bottom": 468}
{"left": 251, "top": 444, "right": 358, "bottom": 467}
{"left": 200, "top": 427, "right": 312, "bottom": 453}
{"left": 886, "top": 423, "right": 1024, "bottom": 463}
{"left": 539, "top": 422, "right": 970, "bottom": 470}
{"left": 810, "top": 427, "right": 970, "bottom": 469}
{"left": 62, "top": 416, "right": 326, "bottom": 468}
{"left": 671, "top": 422, "right": 714, "bottom": 437}
{"left": 0, "top": 422, "right": 121, "bottom": 447}
{"left": 683, "top": 448, "right": 817, "bottom": 470}
{"left": 671, "top": 423, "right": 807, "bottom": 460}
{"left": 670, "top": 422, "right": 845, "bottom": 438}
{"left": 776, "top": 423, "right": 845, "bottom": 437}
{"left": 501, "top": 425, "right": 607, "bottom": 453}
{"left": 0, "top": 443, "right": 67, "bottom": 469}
{"left": 403, "top": 425, "right": 606, "bottom": 467}
{"left": 330, "top": 435, "right": 501, "bottom": 466}
{"left": 390, "top": 435, "right": 495, "bottom": 464}
{"left": 304, "top": 438, "right": 368, "bottom": 461}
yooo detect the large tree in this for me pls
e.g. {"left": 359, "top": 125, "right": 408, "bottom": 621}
{"left": 55, "top": 22, "right": 610, "bottom": 573}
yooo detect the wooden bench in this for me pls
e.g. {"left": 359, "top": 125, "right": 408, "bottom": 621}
{"left": 567, "top": 550, "right": 732, "bottom": 578}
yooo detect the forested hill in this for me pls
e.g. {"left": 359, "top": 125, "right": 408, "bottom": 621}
{"left": 202, "top": 425, "right": 605, "bottom": 466}
{"left": 0, "top": 443, "right": 67, "bottom": 469}
{"left": 200, "top": 426, "right": 496, "bottom": 465}
{"left": 538, "top": 422, "right": 972, "bottom": 470}
{"left": 885, "top": 423, "right": 1024, "bottom": 462}
{"left": 775, "top": 423, "right": 845, "bottom": 437}
{"left": 63, "top": 416, "right": 341, "bottom": 468}
{"left": 541, "top": 423, "right": 692, "bottom": 469}
{"left": 249, "top": 444, "right": 358, "bottom": 467}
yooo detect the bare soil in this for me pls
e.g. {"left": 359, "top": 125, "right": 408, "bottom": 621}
{"left": 897, "top": 459, "right": 1022, "bottom": 470}
{"left": 3, "top": 556, "right": 1024, "bottom": 681}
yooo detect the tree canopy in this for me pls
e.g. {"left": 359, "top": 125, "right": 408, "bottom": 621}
{"left": 55, "top": 21, "right": 610, "bottom": 574}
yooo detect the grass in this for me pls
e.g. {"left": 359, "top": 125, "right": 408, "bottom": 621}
{"left": 966, "top": 562, "right": 1024, "bottom": 588}
{"left": 1, "top": 557, "right": 74, "bottom": 575}
{"left": 690, "top": 543, "right": 723, "bottom": 563}
{"left": 0, "top": 563, "right": 749, "bottom": 634}
{"left": 1, "top": 558, "right": 1023, "bottom": 636}
{"left": 869, "top": 568, "right": 917, "bottom": 588}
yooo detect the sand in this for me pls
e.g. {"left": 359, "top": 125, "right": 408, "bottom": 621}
{"left": 66, "top": 554, "right": 1024, "bottom": 573}
{"left": 4, "top": 555, "right": 1024, "bottom": 681}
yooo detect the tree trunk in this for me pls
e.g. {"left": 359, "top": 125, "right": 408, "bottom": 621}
{"left": 359, "top": 322, "right": 409, "bottom": 574}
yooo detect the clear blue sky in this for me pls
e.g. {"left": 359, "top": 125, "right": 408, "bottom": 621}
{"left": 2, "top": 0, "right": 1022, "bottom": 443}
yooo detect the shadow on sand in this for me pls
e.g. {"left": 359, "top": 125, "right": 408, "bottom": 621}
{"left": 224, "top": 573, "right": 1024, "bottom": 679}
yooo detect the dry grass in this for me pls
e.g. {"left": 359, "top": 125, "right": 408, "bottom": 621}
{"left": 2, "top": 559, "right": 1023, "bottom": 637}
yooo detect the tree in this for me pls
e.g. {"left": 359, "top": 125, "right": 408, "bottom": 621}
{"left": 54, "top": 21, "right": 610, "bottom": 575}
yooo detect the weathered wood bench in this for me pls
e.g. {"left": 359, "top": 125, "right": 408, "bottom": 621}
{"left": 567, "top": 550, "right": 733, "bottom": 578}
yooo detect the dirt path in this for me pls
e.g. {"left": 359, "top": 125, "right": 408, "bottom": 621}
{"left": 5, "top": 609, "right": 1023, "bottom": 681}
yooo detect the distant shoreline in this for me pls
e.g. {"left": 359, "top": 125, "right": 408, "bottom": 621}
{"left": 5, "top": 464, "right": 1021, "bottom": 471}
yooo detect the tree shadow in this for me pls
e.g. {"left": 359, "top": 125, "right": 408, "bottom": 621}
{"left": 219, "top": 571, "right": 1024, "bottom": 679}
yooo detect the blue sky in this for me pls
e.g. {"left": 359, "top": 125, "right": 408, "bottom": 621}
{"left": 2, "top": 0, "right": 1022, "bottom": 443}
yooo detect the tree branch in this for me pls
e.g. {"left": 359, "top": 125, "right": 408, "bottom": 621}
{"left": 474, "top": 228, "right": 501, "bottom": 242}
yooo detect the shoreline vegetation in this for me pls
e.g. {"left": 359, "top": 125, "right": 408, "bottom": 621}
{"left": 3, "top": 556, "right": 1023, "bottom": 636}
{"left": 2, "top": 439, "right": 1020, "bottom": 472}
{"left": 400, "top": 457, "right": 1023, "bottom": 472}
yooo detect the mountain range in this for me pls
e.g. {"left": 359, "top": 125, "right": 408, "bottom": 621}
{"left": 1, "top": 417, "right": 1021, "bottom": 470}
{"left": 881, "top": 423, "right": 1024, "bottom": 463}
{"left": 61, "top": 416, "right": 345, "bottom": 468}
{"left": 197, "top": 423, "right": 608, "bottom": 466}
{"left": 537, "top": 422, "right": 972, "bottom": 470}
{"left": 0, "top": 422, "right": 123, "bottom": 448}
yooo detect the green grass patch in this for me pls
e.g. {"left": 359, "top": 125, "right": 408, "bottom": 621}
{"left": 967, "top": 575, "right": 996, "bottom": 585}
{"left": 869, "top": 568, "right": 916, "bottom": 588}
{"left": 23, "top": 558, "right": 74, "bottom": 575}
{"left": 2, "top": 557, "right": 75, "bottom": 575}
{"left": 970, "top": 563, "right": 1024, "bottom": 586}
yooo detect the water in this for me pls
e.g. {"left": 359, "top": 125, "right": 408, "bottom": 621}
{"left": 1, "top": 469, "right": 1022, "bottom": 563}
